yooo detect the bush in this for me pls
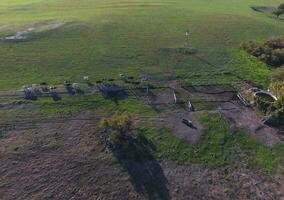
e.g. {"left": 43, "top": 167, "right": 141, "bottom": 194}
{"left": 100, "top": 112, "right": 131, "bottom": 133}
{"left": 272, "top": 68, "right": 284, "bottom": 81}
{"left": 255, "top": 82, "right": 284, "bottom": 125}
{"left": 269, "top": 81, "right": 284, "bottom": 98}
{"left": 265, "top": 106, "right": 284, "bottom": 126}
{"left": 273, "top": 9, "right": 284, "bottom": 18}
{"left": 271, "top": 3, "right": 284, "bottom": 18}
{"left": 278, "top": 3, "right": 284, "bottom": 10}
{"left": 100, "top": 112, "right": 132, "bottom": 148}
{"left": 254, "top": 96, "right": 275, "bottom": 114}
{"left": 240, "top": 37, "right": 284, "bottom": 67}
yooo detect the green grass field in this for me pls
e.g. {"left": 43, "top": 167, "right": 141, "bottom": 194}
{"left": 0, "top": 0, "right": 283, "bottom": 89}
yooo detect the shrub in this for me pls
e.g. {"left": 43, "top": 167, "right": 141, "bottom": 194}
{"left": 254, "top": 96, "right": 275, "bottom": 114}
{"left": 273, "top": 9, "right": 284, "bottom": 18}
{"left": 278, "top": 3, "right": 284, "bottom": 11}
{"left": 100, "top": 112, "right": 132, "bottom": 148}
{"left": 100, "top": 112, "right": 131, "bottom": 133}
{"left": 269, "top": 81, "right": 284, "bottom": 99}
{"left": 240, "top": 37, "right": 284, "bottom": 67}
{"left": 272, "top": 68, "right": 284, "bottom": 81}
{"left": 265, "top": 105, "right": 284, "bottom": 126}
{"left": 255, "top": 82, "right": 284, "bottom": 125}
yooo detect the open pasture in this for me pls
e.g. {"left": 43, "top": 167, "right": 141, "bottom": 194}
{"left": 0, "top": 0, "right": 283, "bottom": 89}
{"left": 1, "top": 1, "right": 284, "bottom": 199}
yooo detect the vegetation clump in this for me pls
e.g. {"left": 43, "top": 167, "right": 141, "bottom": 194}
{"left": 253, "top": 70, "right": 284, "bottom": 126}
{"left": 250, "top": 3, "right": 284, "bottom": 18}
{"left": 273, "top": 3, "right": 284, "bottom": 18}
{"left": 240, "top": 37, "right": 284, "bottom": 67}
{"left": 100, "top": 112, "right": 156, "bottom": 161}
{"left": 272, "top": 68, "right": 284, "bottom": 81}
{"left": 100, "top": 112, "right": 132, "bottom": 149}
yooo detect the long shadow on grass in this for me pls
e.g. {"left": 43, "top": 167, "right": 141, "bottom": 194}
{"left": 112, "top": 134, "right": 169, "bottom": 200}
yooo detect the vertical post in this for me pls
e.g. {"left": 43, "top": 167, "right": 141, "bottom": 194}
{"left": 173, "top": 90, "right": 177, "bottom": 104}
{"left": 146, "top": 85, "right": 149, "bottom": 95}
{"left": 184, "top": 30, "right": 190, "bottom": 49}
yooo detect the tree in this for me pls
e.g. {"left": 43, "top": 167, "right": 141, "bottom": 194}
{"left": 273, "top": 8, "right": 284, "bottom": 18}
{"left": 100, "top": 112, "right": 132, "bottom": 148}
{"left": 278, "top": 3, "right": 284, "bottom": 10}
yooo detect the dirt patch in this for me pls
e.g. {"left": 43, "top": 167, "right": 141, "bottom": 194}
{"left": 182, "top": 85, "right": 282, "bottom": 147}
{"left": 278, "top": 173, "right": 284, "bottom": 200}
{"left": 148, "top": 88, "right": 175, "bottom": 104}
{"left": 219, "top": 101, "right": 281, "bottom": 147}
{"left": 0, "top": 156, "right": 280, "bottom": 199}
{"left": 0, "top": 109, "right": 282, "bottom": 200}
{"left": 251, "top": 6, "right": 276, "bottom": 13}
{"left": 183, "top": 85, "right": 236, "bottom": 102}
{"left": 0, "top": 20, "right": 69, "bottom": 41}
{"left": 159, "top": 104, "right": 203, "bottom": 145}
{"left": 164, "top": 161, "right": 279, "bottom": 200}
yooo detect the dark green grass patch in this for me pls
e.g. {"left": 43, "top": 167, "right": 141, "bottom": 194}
{"left": 138, "top": 112, "right": 232, "bottom": 167}
{"left": 193, "top": 112, "right": 234, "bottom": 167}
{"left": 137, "top": 127, "right": 193, "bottom": 163}
{"left": 236, "top": 131, "right": 284, "bottom": 175}
{"left": 0, "top": 95, "right": 158, "bottom": 123}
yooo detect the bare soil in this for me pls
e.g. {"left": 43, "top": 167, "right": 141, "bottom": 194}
{"left": 159, "top": 104, "right": 204, "bottom": 145}
{"left": 182, "top": 85, "right": 283, "bottom": 147}
{"left": 147, "top": 88, "right": 175, "bottom": 105}
{"left": 279, "top": 172, "right": 284, "bottom": 200}
{"left": 0, "top": 84, "right": 283, "bottom": 199}
{"left": 1, "top": 20, "right": 69, "bottom": 41}
{"left": 0, "top": 110, "right": 281, "bottom": 200}
{"left": 131, "top": 84, "right": 282, "bottom": 147}
{"left": 219, "top": 101, "right": 281, "bottom": 147}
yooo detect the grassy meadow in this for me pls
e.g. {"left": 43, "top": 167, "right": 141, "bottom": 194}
{"left": 0, "top": 0, "right": 283, "bottom": 89}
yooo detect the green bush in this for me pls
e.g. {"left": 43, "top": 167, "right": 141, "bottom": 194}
{"left": 254, "top": 96, "right": 275, "bottom": 114}
{"left": 278, "top": 3, "right": 284, "bottom": 10}
{"left": 273, "top": 9, "right": 284, "bottom": 18}
{"left": 240, "top": 37, "right": 284, "bottom": 67}
{"left": 100, "top": 112, "right": 132, "bottom": 148}
{"left": 272, "top": 68, "right": 284, "bottom": 81}
{"left": 269, "top": 81, "right": 284, "bottom": 98}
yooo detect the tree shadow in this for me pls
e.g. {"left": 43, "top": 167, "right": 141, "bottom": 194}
{"left": 112, "top": 134, "right": 170, "bottom": 200}
{"left": 65, "top": 86, "right": 75, "bottom": 95}
{"left": 148, "top": 90, "right": 157, "bottom": 103}
{"left": 99, "top": 84, "right": 128, "bottom": 104}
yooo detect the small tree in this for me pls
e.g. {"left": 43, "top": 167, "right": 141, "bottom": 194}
{"left": 100, "top": 112, "right": 132, "bottom": 148}
{"left": 273, "top": 9, "right": 284, "bottom": 18}
{"left": 278, "top": 3, "right": 284, "bottom": 10}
